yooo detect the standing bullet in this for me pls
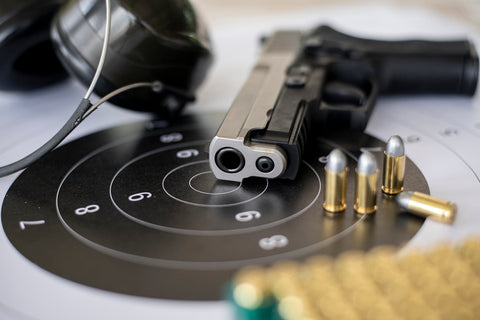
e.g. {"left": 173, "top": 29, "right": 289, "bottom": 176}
{"left": 323, "top": 149, "right": 348, "bottom": 213}
{"left": 382, "top": 135, "right": 406, "bottom": 195}
{"left": 354, "top": 152, "right": 378, "bottom": 214}
{"left": 396, "top": 191, "right": 457, "bottom": 224}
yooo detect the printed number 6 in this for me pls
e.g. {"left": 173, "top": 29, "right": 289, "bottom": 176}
{"left": 318, "top": 156, "right": 329, "bottom": 164}
{"left": 176, "top": 149, "right": 199, "bottom": 159}
{"left": 75, "top": 204, "right": 100, "bottom": 216}
{"left": 128, "top": 192, "right": 152, "bottom": 202}
{"left": 259, "top": 235, "right": 288, "bottom": 250}
{"left": 235, "top": 211, "right": 261, "bottom": 222}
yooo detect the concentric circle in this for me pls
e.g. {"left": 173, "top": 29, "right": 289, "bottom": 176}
{"left": 2, "top": 114, "right": 429, "bottom": 300}
{"left": 161, "top": 161, "right": 269, "bottom": 207}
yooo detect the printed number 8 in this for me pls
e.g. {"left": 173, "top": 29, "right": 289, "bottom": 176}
{"left": 160, "top": 133, "right": 183, "bottom": 143}
{"left": 259, "top": 235, "right": 288, "bottom": 250}
{"left": 75, "top": 204, "right": 100, "bottom": 216}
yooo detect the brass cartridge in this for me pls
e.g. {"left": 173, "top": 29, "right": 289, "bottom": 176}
{"left": 354, "top": 152, "right": 378, "bottom": 214}
{"left": 323, "top": 149, "right": 348, "bottom": 213}
{"left": 396, "top": 191, "right": 457, "bottom": 224}
{"left": 382, "top": 135, "right": 406, "bottom": 195}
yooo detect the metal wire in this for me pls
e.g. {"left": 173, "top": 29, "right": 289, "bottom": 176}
{"left": 0, "top": 0, "right": 113, "bottom": 177}
{"left": 84, "top": 0, "right": 111, "bottom": 99}
{"left": 82, "top": 82, "right": 155, "bottom": 118}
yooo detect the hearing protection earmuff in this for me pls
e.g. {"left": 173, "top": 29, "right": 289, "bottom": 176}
{"left": 0, "top": 0, "right": 212, "bottom": 115}
{"left": 0, "top": 0, "right": 213, "bottom": 177}
{"left": 0, "top": 0, "right": 69, "bottom": 90}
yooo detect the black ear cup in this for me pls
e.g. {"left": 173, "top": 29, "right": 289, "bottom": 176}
{"left": 50, "top": 0, "right": 213, "bottom": 116}
{"left": 0, "top": 0, "right": 68, "bottom": 90}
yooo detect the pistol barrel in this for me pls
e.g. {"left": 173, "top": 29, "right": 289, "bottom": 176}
{"left": 209, "top": 31, "right": 302, "bottom": 182}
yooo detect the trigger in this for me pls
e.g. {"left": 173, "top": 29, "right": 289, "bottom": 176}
{"left": 323, "top": 81, "right": 367, "bottom": 106}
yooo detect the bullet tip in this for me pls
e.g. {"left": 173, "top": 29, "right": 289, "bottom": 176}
{"left": 396, "top": 191, "right": 413, "bottom": 209}
{"left": 357, "top": 151, "right": 377, "bottom": 175}
{"left": 385, "top": 135, "right": 405, "bottom": 157}
{"left": 326, "top": 149, "right": 347, "bottom": 173}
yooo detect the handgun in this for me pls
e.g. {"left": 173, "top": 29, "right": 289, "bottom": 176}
{"left": 208, "top": 25, "right": 478, "bottom": 182}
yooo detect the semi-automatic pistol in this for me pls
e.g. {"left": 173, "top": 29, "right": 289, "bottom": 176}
{"left": 209, "top": 25, "right": 478, "bottom": 182}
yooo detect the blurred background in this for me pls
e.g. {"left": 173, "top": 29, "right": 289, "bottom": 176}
{"left": 193, "top": 0, "right": 480, "bottom": 30}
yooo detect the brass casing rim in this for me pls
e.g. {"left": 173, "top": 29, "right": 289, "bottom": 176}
{"left": 354, "top": 204, "right": 377, "bottom": 214}
{"left": 382, "top": 186, "right": 403, "bottom": 194}
{"left": 323, "top": 203, "right": 347, "bottom": 212}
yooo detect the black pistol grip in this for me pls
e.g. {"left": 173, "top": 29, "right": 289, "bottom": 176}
{"left": 373, "top": 40, "right": 478, "bottom": 95}
{"left": 309, "top": 26, "right": 479, "bottom": 96}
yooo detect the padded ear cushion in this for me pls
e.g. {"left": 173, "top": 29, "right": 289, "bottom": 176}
{"left": 51, "top": 0, "right": 213, "bottom": 116}
{"left": 0, "top": 0, "right": 68, "bottom": 90}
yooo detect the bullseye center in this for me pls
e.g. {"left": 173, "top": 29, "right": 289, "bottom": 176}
{"left": 188, "top": 171, "right": 241, "bottom": 195}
